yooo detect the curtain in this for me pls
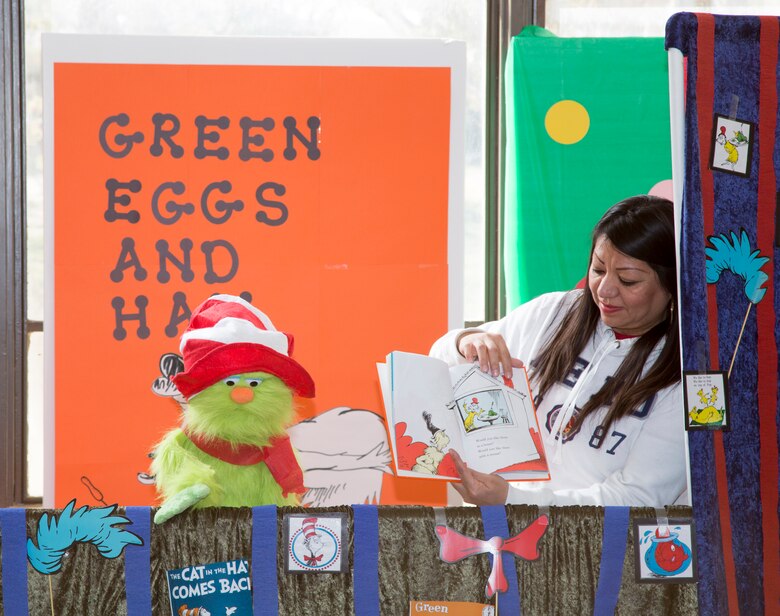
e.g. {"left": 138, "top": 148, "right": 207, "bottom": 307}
{"left": 2, "top": 505, "right": 697, "bottom": 615}
{"left": 666, "top": 12, "right": 780, "bottom": 616}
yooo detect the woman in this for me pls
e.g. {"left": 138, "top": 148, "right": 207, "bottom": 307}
{"left": 429, "top": 195, "right": 685, "bottom": 507}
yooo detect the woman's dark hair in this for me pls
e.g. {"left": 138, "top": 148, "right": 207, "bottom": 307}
{"left": 530, "top": 195, "right": 679, "bottom": 436}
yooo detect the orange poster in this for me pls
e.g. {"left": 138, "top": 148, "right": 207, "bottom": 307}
{"left": 43, "top": 35, "right": 464, "bottom": 508}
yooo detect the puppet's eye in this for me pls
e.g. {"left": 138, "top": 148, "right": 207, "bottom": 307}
{"left": 223, "top": 376, "right": 241, "bottom": 387}
{"left": 247, "top": 378, "right": 263, "bottom": 388}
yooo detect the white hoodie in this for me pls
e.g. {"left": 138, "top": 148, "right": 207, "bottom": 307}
{"left": 429, "top": 290, "right": 687, "bottom": 507}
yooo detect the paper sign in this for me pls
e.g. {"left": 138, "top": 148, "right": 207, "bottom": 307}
{"left": 284, "top": 512, "right": 347, "bottom": 573}
{"left": 43, "top": 35, "right": 464, "bottom": 507}
{"left": 683, "top": 371, "right": 729, "bottom": 430}
{"left": 634, "top": 518, "right": 698, "bottom": 583}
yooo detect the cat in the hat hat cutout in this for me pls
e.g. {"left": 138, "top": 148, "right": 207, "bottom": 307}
{"left": 151, "top": 294, "right": 315, "bottom": 524}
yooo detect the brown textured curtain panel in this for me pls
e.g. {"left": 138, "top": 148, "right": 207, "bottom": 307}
{"left": 2, "top": 505, "right": 697, "bottom": 615}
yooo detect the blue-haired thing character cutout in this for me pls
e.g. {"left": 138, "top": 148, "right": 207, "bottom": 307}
{"left": 27, "top": 499, "right": 143, "bottom": 574}
{"left": 704, "top": 229, "right": 769, "bottom": 376}
{"left": 705, "top": 229, "right": 769, "bottom": 304}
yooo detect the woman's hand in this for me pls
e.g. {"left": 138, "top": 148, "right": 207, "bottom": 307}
{"left": 457, "top": 331, "right": 523, "bottom": 378}
{"left": 449, "top": 450, "right": 509, "bottom": 506}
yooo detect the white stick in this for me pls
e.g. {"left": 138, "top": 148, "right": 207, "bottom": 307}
{"left": 49, "top": 575, "right": 55, "bottom": 616}
{"left": 728, "top": 302, "right": 753, "bottom": 379}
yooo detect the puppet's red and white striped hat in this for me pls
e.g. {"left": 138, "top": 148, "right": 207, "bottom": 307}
{"left": 172, "top": 294, "right": 315, "bottom": 400}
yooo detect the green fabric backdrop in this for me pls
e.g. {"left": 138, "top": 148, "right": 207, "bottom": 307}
{"left": 504, "top": 26, "right": 672, "bottom": 307}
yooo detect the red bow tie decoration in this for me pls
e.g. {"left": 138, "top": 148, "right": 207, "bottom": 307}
{"left": 304, "top": 553, "right": 324, "bottom": 565}
{"left": 435, "top": 515, "right": 548, "bottom": 598}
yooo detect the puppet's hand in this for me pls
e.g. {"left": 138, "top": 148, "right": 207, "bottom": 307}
{"left": 153, "top": 483, "right": 211, "bottom": 524}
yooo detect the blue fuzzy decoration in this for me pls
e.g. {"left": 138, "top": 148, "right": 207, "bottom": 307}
{"left": 705, "top": 230, "right": 769, "bottom": 303}
{"left": 27, "top": 499, "right": 143, "bottom": 574}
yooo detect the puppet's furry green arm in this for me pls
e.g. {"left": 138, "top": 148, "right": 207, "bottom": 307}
{"left": 153, "top": 483, "right": 211, "bottom": 524}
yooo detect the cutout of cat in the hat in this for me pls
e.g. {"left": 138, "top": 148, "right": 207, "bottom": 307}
{"left": 151, "top": 294, "right": 315, "bottom": 524}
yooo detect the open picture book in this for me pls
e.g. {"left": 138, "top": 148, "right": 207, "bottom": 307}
{"left": 377, "top": 351, "right": 549, "bottom": 481}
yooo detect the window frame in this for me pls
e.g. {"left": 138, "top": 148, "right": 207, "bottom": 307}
{"left": 1, "top": 0, "right": 28, "bottom": 506}
{"left": 482, "top": 0, "right": 542, "bottom": 326}
{"left": 0, "top": 0, "right": 541, "bottom": 506}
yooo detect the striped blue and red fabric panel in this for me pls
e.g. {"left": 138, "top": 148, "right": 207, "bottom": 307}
{"left": 666, "top": 12, "right": 780, "bottom": 616}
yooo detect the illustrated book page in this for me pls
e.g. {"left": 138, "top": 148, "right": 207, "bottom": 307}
{"left": 378, "top": 351, "right": 549, "bottom": 481}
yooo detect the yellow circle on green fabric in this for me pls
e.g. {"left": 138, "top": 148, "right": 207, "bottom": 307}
{"left": 545, "top": 100, "right": 590, "bottom": 144}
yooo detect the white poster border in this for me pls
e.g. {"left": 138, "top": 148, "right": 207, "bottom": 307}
{"left": 42, "top": 34, "right": 465, "bottom": 506}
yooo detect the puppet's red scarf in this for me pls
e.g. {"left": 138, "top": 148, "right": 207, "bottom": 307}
{"left": 183, "top": 428, "right": 305, "bottom": 497}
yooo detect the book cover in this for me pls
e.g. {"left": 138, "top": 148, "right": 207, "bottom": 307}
{"left": 166, "top": 559, "right": 253, "bottom": 616}
{"left": 410, "top": 600, "right": 496, "bottom": 615}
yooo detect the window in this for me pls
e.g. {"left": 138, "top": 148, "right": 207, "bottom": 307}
{"left": 2, "top": 0, "right": 540, "bottom": 505}
{"left": 545, "top": 0, "right": 780, "bottom": 37}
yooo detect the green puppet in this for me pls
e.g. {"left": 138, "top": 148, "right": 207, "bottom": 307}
{"left": 151, "top": 294, "right": 315, "bottom": 524}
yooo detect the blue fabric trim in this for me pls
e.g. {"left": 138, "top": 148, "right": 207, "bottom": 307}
{"left": 593, "top": 506, "right": 630, "bottom": 616}
{"left": 252, "top": 505, "right": 279, "bottom": 616}
{"left": 123, "top": 507, "right": 152, "bottom": 616}
{"left": 480, "top": 505, "right": 521, "bottom": 616}
{"left": 352, "top": 504, "right": 380, "bottom": 616}
{"left": 0, "top": 508, "right": 30, "bottom": 616}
